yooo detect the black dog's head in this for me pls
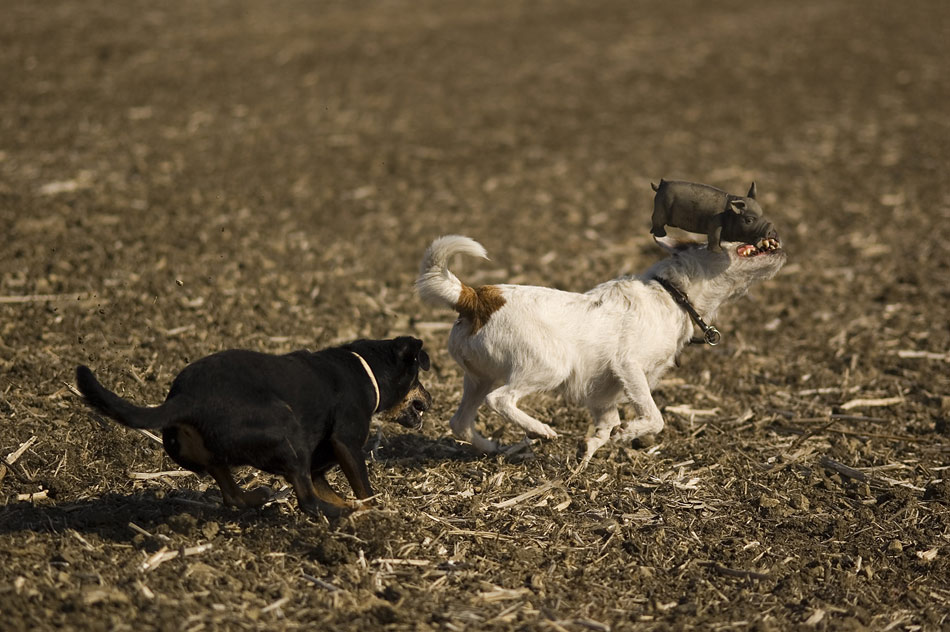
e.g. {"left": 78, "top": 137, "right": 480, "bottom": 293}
{"left": 349, "top": 336, "right": 432, "bottom": 429}
{"left": 382, "top": 337, "right": 432, "bottom": 429}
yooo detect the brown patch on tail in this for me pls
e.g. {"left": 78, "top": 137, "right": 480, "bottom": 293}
{"left": 456, "top": 284, "right": 506, "bottom": 334}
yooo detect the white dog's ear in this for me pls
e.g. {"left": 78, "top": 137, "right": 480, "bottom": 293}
{"left": 653, "top": 235, "right": 701, "bottom": 254}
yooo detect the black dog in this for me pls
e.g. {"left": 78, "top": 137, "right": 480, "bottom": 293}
{"left": 76, "top": 336, "right": 432, "bottom": 518}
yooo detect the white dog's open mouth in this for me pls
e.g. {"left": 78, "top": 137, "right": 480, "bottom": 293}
{"left": 737, "top": 238, "right": 781, "bottom": 258}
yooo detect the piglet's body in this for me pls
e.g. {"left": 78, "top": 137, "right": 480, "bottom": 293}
{"left": 650, "top": 179, "right": 776, "bottom": 252}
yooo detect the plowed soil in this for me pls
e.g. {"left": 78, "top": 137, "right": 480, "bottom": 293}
{"left": 2, "top": 1, "right": 949, "bottom": 630}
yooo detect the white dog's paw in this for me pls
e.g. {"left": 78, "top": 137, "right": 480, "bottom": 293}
{"left": 526, "top": 422, "right": 558, "bottom": 440}
{"left": 450, "top": 425, "right": 501, "bottom": 455}
{"left": 577, "top": 436, "right": 609, "bottom": 470}
{"left": 615, "top": 418, "right": 664, "bottom": 443}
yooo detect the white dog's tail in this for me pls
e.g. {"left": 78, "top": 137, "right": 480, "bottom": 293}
{"left": 416, "top": 235, "right": 488, "bottom": 308}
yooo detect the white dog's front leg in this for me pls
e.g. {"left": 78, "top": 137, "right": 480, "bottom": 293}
{"left": 578, "top": 404, "right": 621, "bottom": 470}
{"left": 450, "top": 374, "right": 499, "bottom": 454}
{"left": 485, "top": 384, "right": 558, "bottom": 440}
{"left": 615, "top": 365, "right": 665, "bottom": 442}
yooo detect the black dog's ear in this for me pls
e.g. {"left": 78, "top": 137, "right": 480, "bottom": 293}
{"left": 396, "top": 337, "right": 429, "bottom": 371}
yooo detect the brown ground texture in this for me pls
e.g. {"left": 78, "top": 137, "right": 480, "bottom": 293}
{"left": 2, "top": 1, "right": 950, "bottom": 630}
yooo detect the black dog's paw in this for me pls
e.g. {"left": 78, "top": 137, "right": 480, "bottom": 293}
{"left": 299, "top": 499, "right": 352, "bottom": 523}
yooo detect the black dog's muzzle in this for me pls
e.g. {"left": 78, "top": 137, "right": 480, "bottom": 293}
{"left": 396, "top": 384, "right": 432, "bottom": 430}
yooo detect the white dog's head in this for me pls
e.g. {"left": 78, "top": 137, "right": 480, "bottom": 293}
{"left": 649, "top": 235, "right": 786, "bottom": 306}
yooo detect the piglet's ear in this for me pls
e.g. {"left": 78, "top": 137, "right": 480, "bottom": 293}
{"left": 747, "top": 181, "right": 757, "bottom": 199}
{"left": 729, "top": 199, "right": 747, "bottom": 214}
{"left": 418, "top": 349, "right": 430, "bottom": 371}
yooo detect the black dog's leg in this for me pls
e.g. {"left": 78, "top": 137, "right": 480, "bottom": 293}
{"left": 330, "top": 436, "right": 374, "bottom": 500}
{"left": 287, "top": 470, "right": 344, "bottom": 519}
{"left": 307, "top": 441, "right": 353, "bottom": 511}
{"left": 312, "top": 473, "right": 353, "bottom": 510}
{"left": 206, "top": 465, "right": 272, "bottom": 509}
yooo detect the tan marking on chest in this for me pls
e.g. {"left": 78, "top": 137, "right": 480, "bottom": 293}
{"left": 456, "top": 284, "right": 506, "bottom": 334}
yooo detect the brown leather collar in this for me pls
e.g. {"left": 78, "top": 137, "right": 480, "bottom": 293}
{"left": 654, "top": 277, "right": 721, "bottom": 346}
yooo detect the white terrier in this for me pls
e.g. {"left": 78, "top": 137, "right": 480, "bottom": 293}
{"left": 416, "top": 234, "right": 785, "bottom": 465}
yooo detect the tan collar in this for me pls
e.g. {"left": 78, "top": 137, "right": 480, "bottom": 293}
{"left": 350, "top": 352, "right": 380, "bottom": 412}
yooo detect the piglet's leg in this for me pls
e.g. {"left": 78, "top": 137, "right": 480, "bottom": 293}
{"left": 650, "top": 199, "right": 668, "bottom": 236}
{"left": 707, "top": 224, "right": 723, "bottom": 252}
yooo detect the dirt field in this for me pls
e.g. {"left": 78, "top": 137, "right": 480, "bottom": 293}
{"left": 2, "top": 1, "right": 949, "bottom": 629}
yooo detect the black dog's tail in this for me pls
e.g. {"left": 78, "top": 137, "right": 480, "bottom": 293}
{"left": 76, "top": 365, "right": 173, "bottom": 430}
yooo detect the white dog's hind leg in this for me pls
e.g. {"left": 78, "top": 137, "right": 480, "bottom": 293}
{"left": 485, "top": 383, "right": 558, "bottom": 440}
{"left": 578, "top": 404, "right": 621, "bottom": 470}
{"left": 449, "top": 374, "right": 498, "bottom": 453}
{"left": 615, "top": 365, "right": 665, "bottom": 442}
